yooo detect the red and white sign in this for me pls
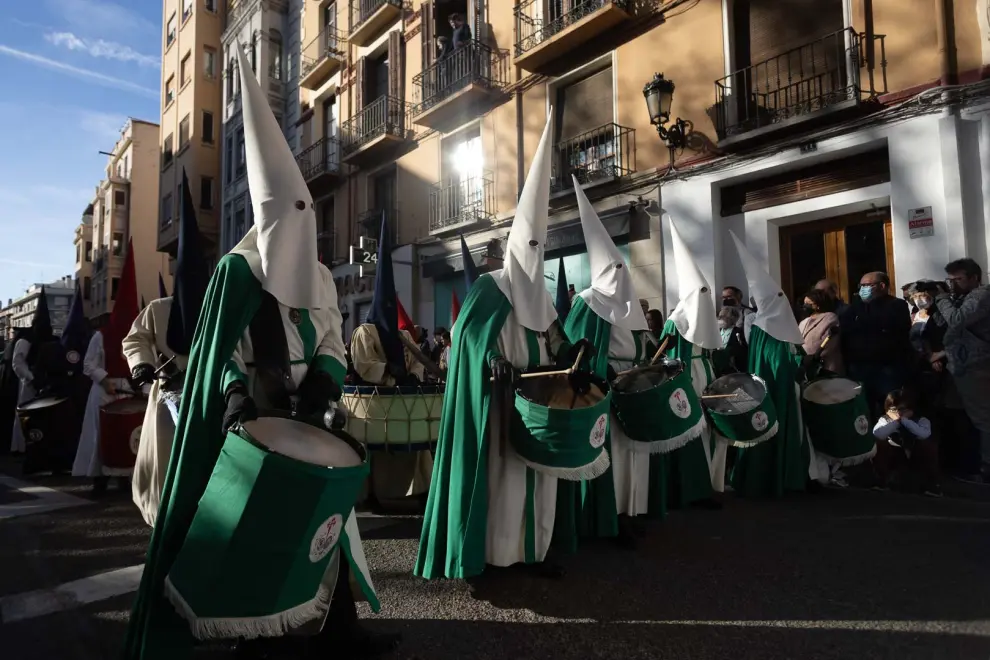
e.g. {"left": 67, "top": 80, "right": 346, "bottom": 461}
{"left": 908, "top": 207, "right": 934, "bottom": 239}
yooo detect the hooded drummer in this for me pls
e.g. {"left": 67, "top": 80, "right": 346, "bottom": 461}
{"left": 561, "top": 178, "right": 656, "bottom": 545}
{"left": 415, "top": 114, "right": 594, "bottom": 581}
{"left": 123, "top": 46, "right": 399, "bottom": 660}
{"left": 728, "top": 232, "right": 827, "bottom": 497}
{"left": 657, "top": 219, "right": 726, "bottom": 506}
{"left": 123, "top": 175, "right": 207, "bottom": 527}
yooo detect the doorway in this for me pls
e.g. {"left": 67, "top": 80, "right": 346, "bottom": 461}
{"left": 779, "top": 210, "right": 894, "bottom": 305}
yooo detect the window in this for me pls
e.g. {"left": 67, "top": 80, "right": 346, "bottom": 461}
{"left": 179, "top": 115, "right": 191, "bottom": 147}
{"left": 269, "top": 29, "right": 282, "bottom": 81}
{"left": 553, "top": 64, "right": 617, "bottom": 187}
{"left": 76, "top": 244, "right": 82, "bottom": 263}
{"left": 180, "top": 52, "right": 191, "bottom": 85}
{"left": 165, "top": 75, "right": 176, "bottom": 106}
{"left": 225, "top": 134, "right": 233, "bottom": 183}
{"left": 250, "top": 33, "right": 258, "bottom": 73}
{"left": 200, "top": 176, "right": 214, "bottom": 210}
{"left": 114, "top": 190, "right": 126, "bottom": 207}
{"left": 123, "top": 154, "right": 129, "bottom": 176}
{"left": 205, "top": 0, "right": 217, "bottom": 12}
{"left": 166, "top": 13, "right": 177, "bottom": 47}
{"left": 162, "top": 193, "right": 174, "bottom": 226}
{"left": 236, "top": 127, "right": 246, "bottom": 177}
{"left": 112, "top": 232, "right": 124, "bottom": 256}
{"left": 83, "top": 277, "right": 91, "bottom": 301}
{"left": 182, "top": 0, "right": 193, "bottom": 21}
{"left": 163, "top": 134, "right": 174, "bottom": 167}
{"left": 226, "top": 58, "right": 235, "bottom": 98}
{"left": 202, "top": 110, "right": 215, "bottom": 144}
{"left": 111, "top": 277, "right": 120, "bottom": 301}
{"left": 204, "top": 46, "right": 216, "bottom": 79}
{"left": 234, "top": 198, "right": 247, "bottom": 242}
{"left": 85, "top": 241, "right": 92, "bottom": 262}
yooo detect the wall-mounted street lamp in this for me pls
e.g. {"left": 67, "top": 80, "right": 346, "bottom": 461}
{"left": 643, "top": 72, "right": 688, "bottom": 152}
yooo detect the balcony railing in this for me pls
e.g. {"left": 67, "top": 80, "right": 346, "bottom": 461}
{"left": 358, "top": 207, "right": 399, "bottom": 245}
{"left": 550, "top": 123, "right": 635, "bottom": 192}
{"left": 341, "top": 95, "right": 411, "bottom": 155}
{"left": 713, "top": 28, "right": 887, "bottom": 141}
{"left": 349, "top": 0, "right": 401, "bottom": 40}
{"left": 413, "top": 41, "right": 506, "bottom": 111}
{"left": 300, "top": 26, "right": 346, "bottom": 87}
{"left": 296, "top": 136, "right": 342, "bottom": 181}
{"left": 514, "top": 0, "right": 626, "bottom": 57}
{"left": 316, "top": 230, "right": 336, "bottom": 266}
{"left": 429, "top": 173, "right": 496, "bottom": 233}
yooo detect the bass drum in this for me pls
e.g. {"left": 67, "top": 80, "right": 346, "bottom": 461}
{"left": 99, "top": 396, "right": 146, "bottom": 470}
{"left": 17, "top": 396, "right": 77, "bottom": 475}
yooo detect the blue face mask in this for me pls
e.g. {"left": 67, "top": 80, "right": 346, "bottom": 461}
{"left": 859, "top": 285, "right": 875, "bottom": 302}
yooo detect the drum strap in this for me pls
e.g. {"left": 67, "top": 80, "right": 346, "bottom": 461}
{"left": 248, "top": 291, "right": 293, "bottom": 412}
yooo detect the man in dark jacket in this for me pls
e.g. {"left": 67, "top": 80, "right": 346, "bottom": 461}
{"left": 840, "top": 271, "right": 912, "bottom": 416}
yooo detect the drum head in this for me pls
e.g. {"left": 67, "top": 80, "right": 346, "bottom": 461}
{"left": 612, "top": 365, "right": 670, "bottom": 394}
{"left": 703, "top": 374, "right": 767, "bottom": 414}
{"left": 18, "top": 396, "right": 68, "bottom": 411}
{"left": 516, "top": 375, "right": 606, "bottom": 411}
{"left": 241, "top": 417, "right": 364, "bottom": 468}
{"left": 803, "top": 378, "right": 861, "bottom": 405}
{"left": 104, "top": 397, "right": 147, "bottom": 414}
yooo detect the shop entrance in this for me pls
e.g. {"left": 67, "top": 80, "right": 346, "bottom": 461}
{"left": 779, "top": 210, "right": 894, "bottom": 305}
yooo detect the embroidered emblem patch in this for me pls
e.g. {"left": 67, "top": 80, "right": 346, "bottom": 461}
{"left": 669, "top": 388, "right": 692, "bottom": 419}
{"left": 589, "top": 413, "right": 608, "bottom": 448}
{"left": 66, "top": 350, "right": 80, "bottom": 365}
{"left": 751, "top": 410, "right": 769, "bottom": 432}
{"left": 309, "top": 513, "right": 344, "bottom": 563}
{"left": 854, "top": 415, "right": 870, "bottom": 435}
{"left": 28, "top": 429, "right": 43, "bottom": 442}
{"left": 288, "top": 308, "right": 302, "bottom": 325}
{"left": 130, "top": 426, "right": 142, "bottom": 455}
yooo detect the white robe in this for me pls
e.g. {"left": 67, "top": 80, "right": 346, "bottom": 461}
{"left": 122, "top": 298, "right": 188, "bottom": 527}
{"left": 71, "top": 332, "right": 133, "bottom": 478}
{"left": 683, "top": 342, "right": 729, "bottom": 493}
{"left": 349, "top": 324, "right": 433, "bottom": 499}
{"left": 485, "top": 310, "right": 559, "bottom": 568}
{"left": 9, "top": 338, "right": 33, "bottom": 452}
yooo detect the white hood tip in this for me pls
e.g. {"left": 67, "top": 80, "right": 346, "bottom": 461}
{"left": 729, "top": 231, "right": 803, "bottom": 345}
{"left": 491, "top": 111, "right": 557, "bottom": 332}
{"left": 574, "top": 176, "right": 648, "bottom": 331}
{"left": 666, "top": 216, "right": 721, "bottom": 349}
{"left": 230, "top": 42, "right": 325, "bottom": 311}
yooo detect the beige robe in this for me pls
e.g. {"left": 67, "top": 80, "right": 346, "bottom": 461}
{"left": 122, "top": 298, "right": 188, "bottom": 527}
{"left": 349, "top": 324, "right": 433, "bottom": 499}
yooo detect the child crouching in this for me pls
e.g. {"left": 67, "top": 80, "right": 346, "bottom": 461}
{"left": 872, "top": 389, "right": 941, "bottom": 497}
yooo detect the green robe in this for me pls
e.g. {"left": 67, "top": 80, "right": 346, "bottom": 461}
{"left": 730, "top": 325, "right": 809, "bottom": 498}
{"left": 415, "top": 274, "right": 575, "bottom": 579}
{"left": 655, "top": 320, "right": 715, "bottom": 508}
{"left": 124, "top": 254, "right": 350, "bottom": 659}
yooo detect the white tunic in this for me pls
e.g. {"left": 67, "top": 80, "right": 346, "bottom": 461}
{"left": 9, "top": 338, "right": 33, "bottom": 452}
{"left": 683, "top": 342, "right": 728, "bottom": 493}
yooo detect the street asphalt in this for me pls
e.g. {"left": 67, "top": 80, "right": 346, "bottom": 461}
{"left": 1, "top": 454, "right": 989, "bottom": 660}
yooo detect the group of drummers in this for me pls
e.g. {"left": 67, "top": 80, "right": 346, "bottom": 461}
{"left": 4, "top": 62, "right": 888, "bottom": 660}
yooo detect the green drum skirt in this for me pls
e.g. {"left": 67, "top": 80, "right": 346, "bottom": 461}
{"left": 611, "top": 367, "right": 706, "bottom": 454}
{"left": 703, "top": 373, "right": 779, "bottom": 448}
{"left": 802, "top": 377, "right": 875, "bottom": 465}
{"left": 165, "top": 414, "right": 370, "bottom": 640}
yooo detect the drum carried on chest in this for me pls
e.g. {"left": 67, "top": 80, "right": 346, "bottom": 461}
{"left": 702, "top": 373, "right": 778, "bottom": 447}
{"left": 611, "top": 364, "right": 707, "bottom": 454}
{"left": 801, "top": 377, "right": 875, "bottom": 465}
{"left": 17, "top": 396, "right": 76, "bottom": 474}
{"left": 99, "top": 396, "right": 146, "bottom": 470}
{"left": 165, "top": 413, "right": 370, "bottom": 640}
{"left": 509, "top": 370, "right": 612, "bottom": 481}
{"left": 339, "top": 384, "right": 443, "bottom": 453}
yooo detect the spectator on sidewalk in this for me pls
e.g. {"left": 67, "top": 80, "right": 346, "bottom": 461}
{"left": 815, "top": 278, "right": 850, "bottom": 317}
{"left": 872, "top": 389, "right": 940, "bottom": 497}
{"left": 721, "top": 286, "right": 755, "bottom": 340}
{"left": 799, "top": 289, "right": 844, "bottom": 376}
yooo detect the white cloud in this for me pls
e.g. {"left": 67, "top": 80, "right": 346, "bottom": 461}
{"left": 45, "top": 32, "right": 159, "bottom": 68}
{"left": 0, "top": 45, "right": 158, "bottom": 99}
{"left": 45, "top": 0, "right": 157, "bottom": 37}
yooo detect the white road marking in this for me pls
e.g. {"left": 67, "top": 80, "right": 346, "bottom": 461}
{"left": 0, "top": 475, "right": 90, "bottom": 520}
{"left": 0, "top": 564, "right": 144, "bottom": 624}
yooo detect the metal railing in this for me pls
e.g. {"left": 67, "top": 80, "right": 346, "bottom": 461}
{"left": 349, "top": 0, "right": 401, "bottom": 34}
{"left": 296, "top": 136, "right": 342, "bottom": 181}
{"left": 357, "top": 207, "right": 399, "bottom": 245}
{"left": 514, "top": 0, "right": 626, "bottom": 57}
{"left": 429, "top": 173, "right": 495, "bottom": 232}
{"left": 550, "top": 123, "right": 635, "bottom": 192}
{"left": 340, "top": 95, "right": 411, "bottom": 155}
{"left": 316, "top": 230, "right": 336, "bottom": 265}
{"left": 713, "top": 28, "right": 887, "bottom": 139}
{"left": 413, "top": 41, "right": 506, "bottom": 111}
{"left": 300, "top": 26, "right": 347, "bottom": 80}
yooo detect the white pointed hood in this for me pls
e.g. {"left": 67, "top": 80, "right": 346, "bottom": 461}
{"left": 575, "top": 176, "right": 648, "bottom": 331}
{"left": 230, "top": 43, "right": 326, "bottom": 310}
{"left": 729, "top": 231, "right": 803, "bottom": 344}
{"left": 491, "top": 112, "right": 557, "bottom": 331}
{"left": 667, "top": 218, "right": 721, "bottom": 349}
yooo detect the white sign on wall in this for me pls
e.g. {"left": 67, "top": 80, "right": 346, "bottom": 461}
{"left": 908, "top": 206, "right": 934, "bottom": 239}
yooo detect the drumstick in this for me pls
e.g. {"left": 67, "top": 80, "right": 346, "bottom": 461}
{"left": 398, "top": 331, "right": 446, "bottom": 380}
{"left": 648, "top": 337, "right": 671, "bottom": 366}
{"left": 153, "top": 355, "right": 176, "bottom": 378}
{"left": 701, "top": 393, "right": 742, "bottom": 400}
{"left": 488, "top": 346, "right": 587, "bottom": 382}
{"left": 613, "top": 337, "right": 672, "bottom": 380}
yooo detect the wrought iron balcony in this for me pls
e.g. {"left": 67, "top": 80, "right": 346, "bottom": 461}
{"left": 713, "top": 28, "right": 887, "bottom": 146}
{"left": 357, "top": 207, "right": 399, "bottom": 245}
{"left": 412, "top": 41, "right": 507, "bottom": 130}
{"left": 340, "top": 95, "right": 412, "bottom": 165}
{"left": 429, "top": 173, "right": 496, "bottom": 234}
{"left": 349, "top": 0, "right": 401, "bottom": 47}
{"left": 300, "top": 26, "right": 347, "bottom": 91}
{"left": 513, "top": 0, "right": 629, "bottom": 72}
{"left": 296, "top": 136, "right": 343, "bottom": 189}
{"left": 550, "top": 123, "right": 635, "bottom": 193}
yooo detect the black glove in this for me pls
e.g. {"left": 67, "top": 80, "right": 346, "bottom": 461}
{"left": 606, "top": 365, "right": 618, "bottom": 383}
{"left": 568, "top": 370, "right": 592, "bottom": 396}
{"left": 297, "top": 370, "right": 343, "bottom": 416}
{"left": 130, "top": 363, "right": 155, "bottom": 388}
{"left": 223, "top": 382, "right": 258, "bottom": 432}
{"left": 563, "top": 339, "right": 596, "bottom": 366}
{"left": 398, "top": 373, "right": 421, "bottom": 387}
{"left": 489, "top": 357, "right": 518, "bottom": 384}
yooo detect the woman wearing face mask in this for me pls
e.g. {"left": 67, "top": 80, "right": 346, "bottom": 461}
{"left": 798, "top": 289, "right": 844, "bottom": 376}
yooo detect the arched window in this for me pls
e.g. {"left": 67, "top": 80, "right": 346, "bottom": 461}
{"left": 250, "top": 31, "right": 258, "bottom": 73}
{"left": 226, "top": 57, "right": 235, "bottom": 98}
{"left": 269, "top": 29, "right": 283, "bottom": 81}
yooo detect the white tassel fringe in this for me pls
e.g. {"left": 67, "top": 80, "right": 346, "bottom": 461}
{"left": 624, "top": 416, "right": 708, "bottom": 455}
{"left": 519, "top": 447, "right": 612, "bottom": 482}
{"left": 718, "top": 421, "right": 780, "bottom": 448}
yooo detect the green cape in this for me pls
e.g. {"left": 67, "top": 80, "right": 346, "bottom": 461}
{"left": 729, "top": 325, "right": 809, "bottom": 498}
{"left": 124, "top": 254, "right": 350, "bottom": 659}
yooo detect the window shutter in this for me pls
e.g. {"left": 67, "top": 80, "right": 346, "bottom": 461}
{"left": 421, "top": 1, "right": 435, "bottom": 70}
{"left": 388, "top": 30, "right": 404, "bottom": 101}
{"left": 355, "top": 56, "right": 366, "bottom": 110}
{"left": 555, "top": 66, "right": 613, "bottom": 141}
{"left": 747, "top": 0, "right": 844, "bottom": 65}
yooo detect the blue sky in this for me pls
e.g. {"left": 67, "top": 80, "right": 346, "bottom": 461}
{"left": 0, "top": 0, "right": 161, "bottom": 306}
